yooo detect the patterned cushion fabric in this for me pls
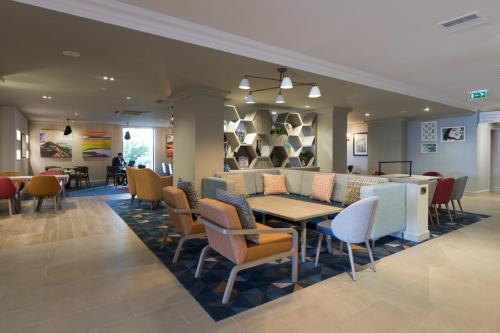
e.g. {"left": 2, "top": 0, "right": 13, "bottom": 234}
{"left": 216, "top": 189, "right": 259, "bottom": 244}
{"left": 221, "top": 174, "right": 249, "bottom": 197}
{"left": 262, "top": 174, "right": 289, "bottom": 195}
{"left": 343, "top": 176, "right": 385, "bottom": 206}
{"left": 310, "top": 173, "right": 335, "bottom": 202}
{"left": 177, "top": 178, "right": 200, "bottom": 209}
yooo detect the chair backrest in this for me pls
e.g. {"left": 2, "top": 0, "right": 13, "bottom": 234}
{"left": 372, "top": 171, "right": 386, "bottom": 176}
{"left": 0, "top": 177, "right": 18, "bottom": 199}
{"left": 161, "top": 162, "right": 167, "bottom": 174}
{"left": 423, "top": 171, "right": 443, "bottom": 177}
{"left": 125, "top": 167, "right": 136, "bottom": 195}
{"left": 199, "top": 198, "right": 248, "bottom": 265}
{"left": 162, "top": 186, "right": 195, "bottom": 235}
{"left": 107, "top": 166, "right": 120, "bottom": 174}
{"left": 135, "top": 168, "right": 162, "bottom": 200}
{"left": 40, "top": 170, "right": 64, "bottom": 176}
{"left": 26, "top": 176, "right": 61, "bottom": 197}
{"left": 331, "top": 196, "right": 379, "bottom": 244}
{"left": 432, "top": 178, "right": 455, "bottom": 205}
{"left": 451, "top": 176, "right": 468, "bottom": 200}
{"left": 76, "top": 166, "right": 89, "bottom": 175}
{"left": 427, "top": 180, "right": 438, "bottom": 206}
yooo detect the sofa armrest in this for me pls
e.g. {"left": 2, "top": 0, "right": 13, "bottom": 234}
{"left": 202, "top": 177, "right": 236, "bottom": 199}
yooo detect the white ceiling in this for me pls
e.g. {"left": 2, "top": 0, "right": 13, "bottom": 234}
{"left": 0, "top": 1, "right": 475, "bottom": 125}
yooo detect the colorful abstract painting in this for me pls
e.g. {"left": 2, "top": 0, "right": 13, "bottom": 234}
{"left": 40, "top": 129, "right": 72, "bottom": 158}
{"left": 82, "top": 131, "right": 112, "bottom": 157}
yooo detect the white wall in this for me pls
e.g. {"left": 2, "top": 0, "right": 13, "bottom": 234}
{"left": 367, "top": 119, "right": 407, "bottom": 174}
{"left": 0, "top": 106, "right": 29, "bottom": 174}
{"left": 29, "top": 120, "right": 172, "bottom": 181}
{"left": 347, "top": 122, "right": 368, "bottom": 174}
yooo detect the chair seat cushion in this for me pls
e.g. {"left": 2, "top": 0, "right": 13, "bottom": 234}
{"left": 244, "top": 223, "right": 292, "bottom": 262}
{"left": 189, "top": 220, "right": 205, "bottom": 235}
{"left": 316, "top": 220, "right": 334, "bottom": 236}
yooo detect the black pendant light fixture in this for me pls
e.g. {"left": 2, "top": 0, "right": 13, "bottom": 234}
{"left": 170, "top": 106, "right": 175, "bottom": 126}
{"left": 124, "top": 122, "right": 131, "bottom": 140}
{"left": 63, "top": 119, "right": 72, "bottom": 136}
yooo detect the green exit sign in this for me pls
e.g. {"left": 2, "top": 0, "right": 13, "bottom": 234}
{"left": 469, "top": 89, "right": 488, "bottom": 100}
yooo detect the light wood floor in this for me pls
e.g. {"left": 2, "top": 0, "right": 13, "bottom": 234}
{"left": 0, "top": 192, "right": 499, "bottom": 333}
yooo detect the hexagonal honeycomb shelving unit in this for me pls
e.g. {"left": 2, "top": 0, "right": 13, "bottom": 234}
{"left": 223, "top": 107, "right": 316, "bottom": 170}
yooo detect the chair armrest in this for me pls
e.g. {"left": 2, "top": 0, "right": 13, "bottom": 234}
{"left": 159, "top": 176, "right": 173, "bottom": 187}
{"left": 165, "top": 203, "right": 200, "bottom": 215}
{"left": 199, "top": 217, "right": 298, "bottom": 237}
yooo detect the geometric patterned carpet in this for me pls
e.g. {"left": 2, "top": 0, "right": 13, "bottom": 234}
{"left": 106, "top": 198, "right": 489, "bottom": 321}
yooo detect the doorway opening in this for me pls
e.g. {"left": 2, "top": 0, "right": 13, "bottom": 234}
{"left": 122, "top": 128, "right": 155, "bottom": 169}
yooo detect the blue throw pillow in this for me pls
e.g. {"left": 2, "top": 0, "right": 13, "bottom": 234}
{"left": 177, "top": 178, "right": 200, "bottom": 209}
{"left": 216, "top": 188, "right": 259, "bottom": 244}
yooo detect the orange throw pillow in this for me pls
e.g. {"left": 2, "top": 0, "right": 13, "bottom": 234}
{"left": 310, "top": 173, "right": 335, "bottom": 202}
{"left": 262, "top": 174, "right": 289, "bottom": 195}
{"left": 222, "top": 174, "right": 248, "bottom": 197}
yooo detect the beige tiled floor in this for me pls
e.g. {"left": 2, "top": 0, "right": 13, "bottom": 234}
{"left": 0, "top": 192, "right": 499, "bottom": 332}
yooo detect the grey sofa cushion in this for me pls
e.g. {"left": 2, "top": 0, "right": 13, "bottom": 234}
{"left": 216, "top": 188, "right": 259, "bottom": 244}
{"left": 279, "top": 169, "right": 303, "bottom": 194}
{"left": 300, "top": 171, "right": 316, "bottom": 196}
{"left": 332, "top": 174, "right": 349, "bottom": 202}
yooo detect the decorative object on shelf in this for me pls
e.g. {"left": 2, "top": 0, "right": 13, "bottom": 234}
{"left": 238, "top": 67, "right": 321, "bottom": 105}
{"left": 40, "top": 129, "right": 72, "bottom": 158}
{"left": 270, "top": 127, "right": 287, "bottom": 135}
{"left": 421, "top": 143, "right": 437, "bottom": 154}
{"left": 421, "top": 121, "right": 437, "bottom": 142}
{"left": 63, "top": 119, "right": 72, "bottom": 136}
{"left": 82, "top": 131, "right": 112, "bottom": 158}
{"left": 237, "top": 156, "right": 249, "bottom": 169}
{"left": 353, "top": 132, "right": 368, "bottom": 156}
{"left": 256, "top": 139, "right": 261, "bottom": 157}
{"left": 441, "top": 126, "right": 465, "bottom": 142}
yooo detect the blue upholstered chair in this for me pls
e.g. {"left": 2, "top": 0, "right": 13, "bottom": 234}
{"left": 314, "top": 197, "right": 379, "bottom": 281}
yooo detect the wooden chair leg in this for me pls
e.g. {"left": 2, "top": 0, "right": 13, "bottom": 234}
{"left": 8, "top": 198, "right": 13, "bottom": 216}
{"left": 434, "top": 205, "right": 440, "bottom": 224}
{"left": 314, "top": 233, "right": 324, "bottom": 267}
{"left": 428, "top": 207, "right": 434, "bottom": 225}
{"left": 457, "top": 199, "right": 464, "bottom": 215}
{"left": 446, "top": 203, "right": 454, "bottom": 223}
{"left": 365, "top": 241, "right": 377, "bottom": 272}
{"left": 451, "top": 200, "right": 458, "bottom": 218}
{"left": 347, "top": 242, "right": 356, "bottom": 281}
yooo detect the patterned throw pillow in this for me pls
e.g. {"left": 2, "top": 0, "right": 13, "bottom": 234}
{"left": 343, "top": 176, "right": 385, "bottom": 206}
{"left": 177, "top": 178, "right": 200, "bottom": 209}
{"left": 216, "top": 188, "right": 259, "bottom": 244}
{"left": 310, "top": 173, "right": 335, "bottom": 202}
{"left": 221, "top": 174, "right": 248, "bottom": 197}
{"left": 262, "top": 174, "right": 289, "bottom": 195}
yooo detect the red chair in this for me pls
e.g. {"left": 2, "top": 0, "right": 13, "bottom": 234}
{"left": 372, "top": 171, "right": 386, "bottom": 176}
{"left": 423, "top": 171, "right": 443, "bottom": 177}
{"left": 0, "top": 177, "right": 19, "bottom": 216}
{"left": 431, "top": 178, "right": 455, "bottom": 224}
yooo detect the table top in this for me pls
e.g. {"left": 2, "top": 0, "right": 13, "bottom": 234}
{"left": 8, "top": 175, "right": 69, "bottom": 180}
{"left": 247, "top": 196, "right": 342, "bottom": 222}
{"left": 385, "top": 174, "right": 441, "bottom": 184}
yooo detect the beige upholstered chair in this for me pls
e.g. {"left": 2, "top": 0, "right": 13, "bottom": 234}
{"left": 162, "top": 186, "right": 205, "bottom": 263}
{"left": 195, "top": 198, "right": 299, "bottom": 304}
{"left": 125, "top": 167, "right": 137, "bottom": 204}
{"left": 135, "top": 168, "right": 173, "bottom": 210}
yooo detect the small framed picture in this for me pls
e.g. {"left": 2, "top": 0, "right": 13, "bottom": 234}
{"left": 421, "top": 143, "right": 437, "bottom": 154}
{"left": 421, "top": 121, "right": 437, "bottom": 142}
{"left": 353, "top": 132, "right": 368, "bottom": 156}
{"left": 441, "top": 126, "right": 465, "bottom": 142}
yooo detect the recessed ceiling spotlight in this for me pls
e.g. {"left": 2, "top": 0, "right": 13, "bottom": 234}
{"left": 423, "top": 107, "right": 430, "bottom": 112}
{"left": 400, "top": 110, "right": 408, "bottom": 113}
{"left": 102, "top": 76, "right": 115, "bottom": 81}
{"left": 364, "top": 113, "right": 371, "bottom": 117}
{"left": 74, "top": 112, "right": 79, "bottom": 116}
{"left": 101, "top": 87, "right": 106, "bottom": 91}
{"left": 126, "top": 96, "right": 131, "bottom": 100}
{"left": 272, "top": 111, "right": 277, "bottom": 115}
{"left": 305, "top": 105, "right": 311, "bottom": 108}
{"left": 42, "top": 95, "right": 52, "bottom": 100}
{"left": 62, "top": 50, "right": 80, "bottom": 58}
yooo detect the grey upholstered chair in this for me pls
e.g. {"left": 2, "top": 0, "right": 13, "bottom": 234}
{"left": 451, "top": 176, "right": 468, "bottom": 217}
{"left": 315, "top": 197, "right": 379, "bottom": 281}
{"left": 427, "top": 180, "right": 438, "bottom": 225}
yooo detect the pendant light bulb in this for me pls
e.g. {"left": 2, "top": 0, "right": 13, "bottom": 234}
{"left": 275, "top": 90, "right": 285, "bottom": 104}
{"left": 280, "top": 75, "right": 293, "bottom": 89}
{"left": 246, "top": 92, "right": 255, "bottom": 104}
{"left": 63, "top": 119, "right": 72, "bottom": 136}
{"left": 308, "top": 84, "right": 321, "bottom": 98}
{"left": 239, "top": 77, "right": 250, "bottom": 90}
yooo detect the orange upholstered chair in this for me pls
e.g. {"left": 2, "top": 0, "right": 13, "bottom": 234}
{"left": 26, "top": 176, "right": 62, "bottom": 214}
{"left": 135, "top": 168, "right": 173, "bottom": 210}
{"left": 195, "top": 198, "right": 299, "bottom": 304}
{"left": 162, "top": 186, "right": 205, "bottom": 263}
{"left": 125, "top": 167, "right": 137, "bottom": 204}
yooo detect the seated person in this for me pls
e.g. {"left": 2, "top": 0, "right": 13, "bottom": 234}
{"left": 112, "top": 153, "right": 126, "bottom": 167}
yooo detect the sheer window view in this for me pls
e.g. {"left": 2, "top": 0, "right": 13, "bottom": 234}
{"left": 122, "top": 128, "right": 155, "bottom": 169}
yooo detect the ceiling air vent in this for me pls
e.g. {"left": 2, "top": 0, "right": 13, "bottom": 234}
{"left": 115, "top": 110, "right": 150, "bottom": 116}
{"left": 438, "top": 11, "right": 487, "bottom": 32}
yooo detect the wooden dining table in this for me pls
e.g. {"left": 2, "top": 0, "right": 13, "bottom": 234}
{"left": 247, "top": 196, "right": 343, "bottom": 263}
{"left": 8, "top": 175, "right": 70, "bottom": 212}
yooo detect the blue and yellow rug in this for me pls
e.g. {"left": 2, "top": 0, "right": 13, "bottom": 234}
{"left": 106, "top": 199, "right": 488, "bottom": 321}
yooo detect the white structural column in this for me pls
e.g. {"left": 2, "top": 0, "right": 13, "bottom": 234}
{"left": 170, "top": 88, "right": 226, "bottom": 189}
{"left": 316, "top": 107, "right": 349, "bottom": 173}
{"left": 402, "top": 182, "right": 431, "bottom": 242}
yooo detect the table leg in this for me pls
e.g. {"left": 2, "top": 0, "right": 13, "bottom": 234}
{"left": 301, "top": 221, "right": 307, "bottom": 263}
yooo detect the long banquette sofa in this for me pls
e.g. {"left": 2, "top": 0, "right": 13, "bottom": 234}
{"left": 202, "top": 168, "right": 406, "bottom": 243}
